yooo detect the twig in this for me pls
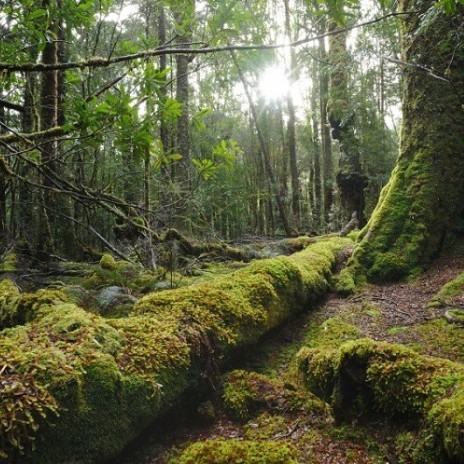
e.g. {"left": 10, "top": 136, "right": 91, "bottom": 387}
{"left": 348, "top": 294, "right": 397, "bottom": 305}
{"left": 272, "top": 420, "right": 301, "bottom": 440}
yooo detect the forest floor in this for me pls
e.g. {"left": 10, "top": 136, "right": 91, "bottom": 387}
{"left": 115, "top": 253, "right": 464, "bottom": 464}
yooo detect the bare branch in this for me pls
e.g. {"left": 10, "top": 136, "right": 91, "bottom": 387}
{"left": 0, "top": 12, "right": 414, "bottom": 73}
{"left": 0, "top": 99, "right": 25, "bottom": 112}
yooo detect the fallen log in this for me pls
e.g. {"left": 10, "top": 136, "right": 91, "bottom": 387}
{"left": 298, "top": 338, "right": 464, "bottom": 463}
{"left": 0, "top": 237, "right": 352, "bottom": 463}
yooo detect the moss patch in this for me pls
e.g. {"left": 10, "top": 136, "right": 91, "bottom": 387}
{"left": 169, "top": 438, "right": 298, "bottom": 464}
{"left": 0, "top": 252, "right": 17, "bottom": 272}
{"left": 0, "top": 281, "right": 67, "bottom": 329}
{"left": 428, "top": 271, "right": 464, "bottom": 308}
{"left": 222, "top": 370, "right": 328, "bottom": 422}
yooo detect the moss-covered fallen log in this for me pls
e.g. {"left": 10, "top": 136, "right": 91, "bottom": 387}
{"left": 0, "top": 237, "right": 351, "bottom": 463}
{"left": 298, "top": 339, "right": 464, "bottom": 463}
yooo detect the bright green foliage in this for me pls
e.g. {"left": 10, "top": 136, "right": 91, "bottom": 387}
{"left": 298, "top": 338, "right": 464, "bottom": 462}
{"left": 0, "top": 237, "right": 352, "bottom": 463}
{"left": 169, "top": 438, "right": 298, "bottom": 464}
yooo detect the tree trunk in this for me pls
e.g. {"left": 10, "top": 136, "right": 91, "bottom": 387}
{"left": 351, "top": 1, "right": 464, "bottom": 282}
{"left": 174, "top": 0, "right": 195, "bottom": 179}
{"left": 0, "top": 102, "right": 7, "bottom": 244}
{"left": 38, "top": 5, "right": 59, "bottom": 256}
{"left": 283, "top": 0, "right": 301, "bottom": 229}
{"left": 18, "top": 68, "right": 37, "bottom": 250}
{"left": 311, "top": 9, "right": 334, "bottom": 226}
{"left": 231, "top": 52, "right": 292, "bottom": 236}
{"left": 327, "top": 19, "right": 368, "bottom": 227}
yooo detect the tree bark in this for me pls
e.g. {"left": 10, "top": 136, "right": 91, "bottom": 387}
{"left": 327, "top": 19, "right": 368, "bottom": 227}
{"left": 0, "top": 102, "right": 7, "bottom": 244}
{"left": 173, "top": 0, "right": 195, "bottom": 179}
{"left": 350, "top": 2, "right": 464, "bottom": 281}
{"left": 314, "top": 15, "right": 334, "bottom": 226}
{"left": 38, "top": 4, "right": 59, "bottom": 256}
{"left": 283, "top": 0, "right": 301, "bottom": 229}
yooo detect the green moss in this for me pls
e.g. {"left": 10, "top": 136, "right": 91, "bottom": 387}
{"left": 197, "top": 400, "right": 216, "bottom": 423}
{"left": 222, "top": 370, "right": 328, "bottom": 422}
{"left": 0, "top": 237, "right": 353, "bottom": 463}
{"left": 134, "top": 238, "right": 353, "bottom": 349}
{"left": 99, "top": 253, "right": 119, "bottom": 270}
{"left": 169, "top": 438, "right": 298, "bottom": 464}
{"left": 298, "top": 338, "right": 464, "bottom": 462}
{"left": 0, "top": 252, "right": 17, "bottom": 271}
{"left": 278, "top": 236, "right": 316, "bottom": 253}
{"left": 428, "top": 271, "right": 464, "bottom": 307}
{"left": 445, "top": 309, "right": 464, "bottom": 324}
{"left": 303, "top": 316, "right": 364, "bottom": 351}
{"left": 403, "top": 318, "right": 464, "bottom": 362}
{"left": 346, "top": 230, "right": 360, "bottom": 241}
{"left": 62, "top": 257, "right": 149, "bottom": 290}
{"left": 297, "top": 316, "right": 363, "bottom": 400}
{"left": 334, "top": 268, "right": 357, "bottom": 295}
{"left": 0, "top": 279, "right": 20, "bottom": 328}
{"left": 243, "top": 413, "right": 289, "bottom": 441}
{"left": 0, "top": 282, "right": 68, "bottom": 329}
{"left": 297, "top": 347, "right": 339, "bottom": 401}
{"left": 345, "top": 1, "right": 464, "bottom": 283}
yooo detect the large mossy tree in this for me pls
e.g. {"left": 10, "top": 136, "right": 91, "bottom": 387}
{"left": 347, "top": 0, "right": 464, "bottom": 282}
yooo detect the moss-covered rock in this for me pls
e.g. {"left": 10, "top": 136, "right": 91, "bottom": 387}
{"left": 298, "top": 338, "right": 464, "bottom": 463}
{"left": 169, "top": 438, "right": 298, "bottom": 464}
{"left": 0, "top": 237, "right": 352, "bottom": 463}
{"left": 99, "top": 253, "right": 119, "bottom": 270}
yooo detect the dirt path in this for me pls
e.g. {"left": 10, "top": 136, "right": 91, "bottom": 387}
{"left": 115, "top": 255, "right": 464, "bottom": 464}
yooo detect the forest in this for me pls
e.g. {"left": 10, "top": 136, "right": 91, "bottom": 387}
{"left": 0, "top": 0, "right": 463, "bottom": 462}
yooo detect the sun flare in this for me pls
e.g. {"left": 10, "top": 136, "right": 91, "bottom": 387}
{"left": 258, "top": 66, "right": 290, "bottom": 101}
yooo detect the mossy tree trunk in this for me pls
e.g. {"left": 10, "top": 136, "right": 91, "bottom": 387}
{"left": 351, "top": 1, "right": 464, "bottom": 281}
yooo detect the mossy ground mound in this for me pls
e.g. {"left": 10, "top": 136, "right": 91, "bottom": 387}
{"left": 298, "top": 338, "right": 464, "bottom": 463}
{"left": 169, "top": 438, "right": 299, "bottom": 464}
{"left": 222, "top": 370, "right": 329, "bottom": 423}
{"left": 0, "top": 237, "right": 351, "bottom": 463}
